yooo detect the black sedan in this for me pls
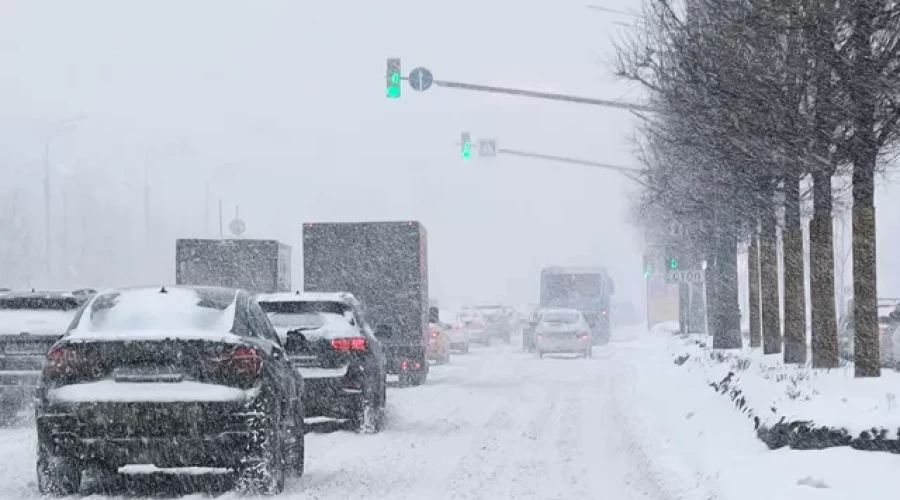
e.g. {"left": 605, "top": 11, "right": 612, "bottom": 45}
{"left": 35, "top": 286, "right": 305, "bottom": 496}
{"left": 258, "top": 292, "right": 388, "bottom": 433}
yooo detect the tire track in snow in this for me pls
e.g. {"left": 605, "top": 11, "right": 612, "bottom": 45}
{"left": 442, "top": 379, "right": 540, "bottom": 500}
{"left": 554, "top": 383, "right": 590, "bottom": 500}
{"left": 504, "top": 382, "right": 562, "bottom": 500}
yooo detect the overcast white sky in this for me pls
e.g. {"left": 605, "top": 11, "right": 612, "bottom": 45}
{"left": 0, "top": 0, "right": 650, "bottom": 307}
{"left": 8, "top": 0, "right": 900, "bottom": 313}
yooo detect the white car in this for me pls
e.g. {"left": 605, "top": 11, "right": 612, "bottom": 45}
{"left": 440, "top": 312, "right": 471, "bottom": 354}
{"left": 534, "top": 308, "right": 593, "bottom": 359}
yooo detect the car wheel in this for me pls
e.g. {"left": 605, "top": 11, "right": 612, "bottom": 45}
{"left": 288, "top": 409, "right": 305, "bottom": 478}
{"left": 37, "top": 442, "right": 83, "bottom": 496}
{"left": 352, "top": 385, "right": 383, "bottom": 434}
{"left": 235, "top": 406, "right": 286, "bottom": 495}
{"left": 585, "top": 348, "right": 593, "bottom": 358}
{"left": 462, "top": 344, "right": 470, "bottom": 354}
{"left": 537, "top": 350, "right": 544, "bottom": 359}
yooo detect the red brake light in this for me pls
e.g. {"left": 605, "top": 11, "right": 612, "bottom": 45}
{"left": 332, "top": 337, "right": 367, "bottom": 351}
{"left": 45, "top": 346, "right": 86, "bottom": 377}
{"left": 211, "top": 345, "right": 263, "bottom": 377}
{"left": 431, "top": 330, "right": 439, "bottom": 338}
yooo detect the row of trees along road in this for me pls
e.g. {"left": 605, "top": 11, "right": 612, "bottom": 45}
{"left": 615, "top": 0, "right": 900, "bottom": 376}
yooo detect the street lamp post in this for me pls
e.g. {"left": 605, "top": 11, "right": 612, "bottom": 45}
{"left": 43, "top": 115, "right": 87, "bottom": 278}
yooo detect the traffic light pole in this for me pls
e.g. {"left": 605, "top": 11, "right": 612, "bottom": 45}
{"left": 456, "top": 140, "right": 646, "bottom": 185}
{"left": 401, "top": 76, "right": 652, "bottom": 112}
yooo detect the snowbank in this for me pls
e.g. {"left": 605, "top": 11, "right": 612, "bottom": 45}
{"left": 670, "top": 330, "right": 900, "bottom": 453}
{"left": 618, "top": 332, "right": 900, "bottom": 500}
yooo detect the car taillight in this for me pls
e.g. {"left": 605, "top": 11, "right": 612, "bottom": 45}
{"left": 431, "top": 330, "right": 439, "bottom": 338}
{"left": 44, "top": 345, "right": 96, "bottom": 378}
{"left": 331, "top": 337, "right": 367, "bottom": 351}
{"left": 536, "top": 335, "right": 544, "bottom": 340}
{"left": 580, "top": 333, "right": 590, "bottom": 340}
{"left": 211, "top": 345, "right": 263, "bottom": 377}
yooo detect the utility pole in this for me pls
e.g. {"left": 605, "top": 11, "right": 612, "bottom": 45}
{"left": 43, "top": 115, "right": 87, "bottom": 278}
{"left": 218, "top": 200, "right": 224, "bottom": 238}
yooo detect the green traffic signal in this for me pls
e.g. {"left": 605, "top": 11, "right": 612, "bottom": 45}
{"left": 461, "top": 132, "right": 472, "bottom": 159}
{"left": 386, "top": 58, "right": 401, "bottom": 99}
{"left": 387, "top": 73, "right": 401, "bottom": 98}
{"left": 668, "top": 258, "right": 678, "bottom": 269}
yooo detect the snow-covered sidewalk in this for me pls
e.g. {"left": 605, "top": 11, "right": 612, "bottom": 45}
{"left": 663, "top": 327, "right": 900, "bottom": 453}
{"left": 612, "top": 329, "right": 900, "bottom": 500}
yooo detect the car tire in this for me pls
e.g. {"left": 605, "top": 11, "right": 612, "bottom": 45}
{"left": 537, "top": 350, "right": 544, "bottom": 359}
{"left": 288, "top": 408, "right": 305, "bottom": 478}
{"left": 235, "top": 406, "right": 286, "bottom": 496}
{"left": 585, "top": 348, "right": 593, "bottom": 358}
{"left": 37, "top": 442, "right": 83, "bottom": 496}
{"left": 352, "top": 385, "right": 383, "bottom": 434}
{"left": 462, "top": 344, "right": 470, "bottom": 354}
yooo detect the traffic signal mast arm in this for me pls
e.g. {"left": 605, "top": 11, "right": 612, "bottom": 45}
{"left": 402, "top": 76, "right": 651, "bottom": 112}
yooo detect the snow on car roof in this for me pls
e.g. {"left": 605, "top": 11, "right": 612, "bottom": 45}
{"left": 257, "top": 291, "right": 357, "bottom": 304}
{"left": 541, "top": 266, "right": 608, "bottom": 275}
{"left": 541, "top": 307, "right": 582, "bottom": 315}
{"left": 67, "top": 286, "right": 239, "bottom": 341}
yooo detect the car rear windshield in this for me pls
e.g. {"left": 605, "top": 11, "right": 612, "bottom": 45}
{"left": 542, "top": 312, "right": 581, "bottom": 325}
{"left": 76, "top": 287, "right": 237, "bottom": 333}
{"left": 258, "top": 300, "right": 348, "bottom": 316}
{"left": 268, "top": 312, "right": 326, "bottom": 330}
{"left": 0, "top": 297, "right": 81, "bottom": 311}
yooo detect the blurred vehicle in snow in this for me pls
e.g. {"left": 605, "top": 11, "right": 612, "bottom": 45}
{"left": 472, "top": 305, "right": 514, "bottom": 343}
{"left": 257, "top": 291, "right": 387, "bottom": 433}
{"left": 522, "top": 307, "right": 548, "bottom": 353}
{"left": 534, "top": 308, "right": 593, "bottom": 359}
{"left": 440, "top": 310, "right": 471, "bottom": 353}
{"left": 426, "top": 322, "right": 451, "bottom": 364}
{"left": 540, "top": 267, "right": 614, "bottom": 345}
{"left": 0, "top": 290, "right": 91, "bottom": 425}
{"left": 34, "top": 286, "right": 305, "bottom": 496}
{"left": 175, "top": 238, "right": 291, "bottom": 294}
{"left": 460, "top": 310, "right": 490, "bottom": 346}
{"left": 303, "top": 221, "right": 431, "bottom": 386}
{"left": 838, "top": 298, "right": 899, "bottom": 366}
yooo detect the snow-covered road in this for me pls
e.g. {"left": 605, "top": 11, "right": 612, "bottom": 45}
{"left": 0, "top": 326, "right": 686, "bottom": 499}
{"left": 12, "top": 326, "right": 898, "bottom": 500}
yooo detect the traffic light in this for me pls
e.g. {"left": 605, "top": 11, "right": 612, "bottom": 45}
{"left": 667, "top": 257, "right": 679, "bottom": 269}
{"left": 643, "top": 259, "right": 653, "bottom": 279}
{"left": 386, "top": 58, "right": 401, "bottom": 99}
{"left": 461, "top": 132, "right": 472, "bottom": 159}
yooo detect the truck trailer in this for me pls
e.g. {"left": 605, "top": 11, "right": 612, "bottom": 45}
{"left": 175, "top": 238, "right": 291, "bottom": 294}
{"left": 302, "top": 221, "right": 431, "bottom": 385}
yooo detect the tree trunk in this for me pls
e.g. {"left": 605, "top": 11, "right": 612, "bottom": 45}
{"left": 713, "top": 228, "right": 742, "bottom": 349}
{"left": 809, "top": 170, "right": 839, "bottom": 368}
{"left": 748, "top": 223, "right": 762, "bottom": 348}
{"left": 760, "top": 202, "right": 782, "bottom": 354}
{"left": 852, "top": 150, "right": 879, "bottom": 377}
{"left": 782, "top": 175, "right": 807, "bottom": 363}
